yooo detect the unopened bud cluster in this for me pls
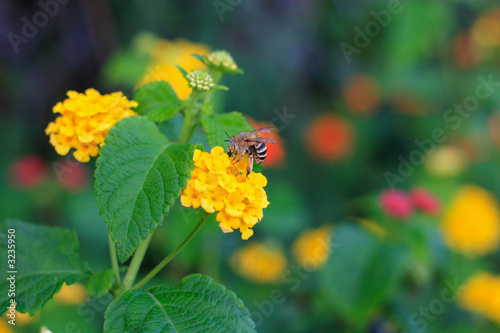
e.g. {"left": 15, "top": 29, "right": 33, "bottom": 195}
{"left": 187, "top": 70, "right": 215, "bottom": 91}
{"left": 206, "top": 50, "right": 238, "bottom": 71}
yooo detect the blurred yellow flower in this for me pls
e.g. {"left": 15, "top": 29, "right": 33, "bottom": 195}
{"left": 471, "top": 9, "right": 500, "bottom": 48}
{"left": 458, "top": 272, "right": 500, "bottom": 324}
{"left": 441, "top": 185, "right": 500, "bottom": 256}
{"left": 45, "top": 89, "right": 137, "bottom": 162}
{"left": 424, "top": 145, "right": 468, "bottom": 177}
{"left": 138, "top": 39, "right": 210, "bottom": 99}
{"left": 181, "top": 147, "right": 270, "bottom": 239}
{"left": 0, "top": 320, "right": 14, "bottom": 333}
{"left": 2, "top": 304, "right": 39, "bottom": 326}
{"left": 292, "top": 225, "right": 332, "bottom": 270}
{"left": 230, "top": 242, "right": 287, "bottom": 283}
{"left": 53, "top": 282, "right": 89, "bottom": 305}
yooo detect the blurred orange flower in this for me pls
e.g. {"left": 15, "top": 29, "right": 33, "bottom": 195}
{"left": 230, "top": 242, "right": 287, "bottom": 283}
{"left": 342, "top": 74, "right": 380, "bottom": 115}
{"left": 451, "top": 32, "right": 482, "bottom": 70}
{"left": 0, "top": 320, "right": 14, "bottom": 333}
{"left": 138, "top": 39, "right": 210, "bottom": 99}
{"left": 305, "top": 113, "right": 355, "bottom": 161}
{"left": 441, "top": 185, "right": 500, "bottom": 256}
{"left": 247, "top": 117, "right": 285, "bottom": 168}
{"left": 458, "top": 272, "right": 500, "bottom": 325}
{"left": 292, "top": 225, "right": 332, "bottom": 270}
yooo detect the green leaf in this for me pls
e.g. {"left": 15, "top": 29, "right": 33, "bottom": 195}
{"left": 318, "top": 224, "right": 409, "bottom": 324}
{"left": 175, "top": 65, "right": 188, "bottom": 78}
{"left": 201, "top": 111, "right": 253, "bottom": 149}
{"left": 214, "top": 85, "right": 230, "bottom": 91}
{"left": 95, "top": 116, "right": 198, "bottom": 262}
{"left": 190, "top": 53, "right": 205, "bottom": 63}
{"left": 104, "top": 274, "right": 256, "bottom": 333}
{"left": 133, "top": 81, "right": 184, "bottom": 122}
{"left": 0, "top": 220, "right": 88, "bottom": 316}
{"left": 86, "top": 269, "right": 116, "bottom": 299}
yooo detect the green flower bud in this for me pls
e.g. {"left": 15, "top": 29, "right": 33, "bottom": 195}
{"left": 206, "top": 50, "right": 239, "bottom": 72}
{"left": 186, "top": 70, "right": 215, "bottom": 92}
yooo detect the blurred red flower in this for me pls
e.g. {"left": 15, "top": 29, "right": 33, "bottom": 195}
{"left": 8, "top": 156, "right": 48, "bottom": 189}
{"left": 305, "top": 113, "right": 355, "bottom": 161}
{"left": 343, "top": 74, "right": 380, "bottom": 115}
{"left": 410, "top": 187, "right": 441, "bottom": 217}
{"left": 380, "top": 189, "right": 414, "bottom": 220}
{"left": 53, "top": 158, "right": 91, "bottom": 191}
{"left": 247, "top": 118, "right": 285, "bottom": 168}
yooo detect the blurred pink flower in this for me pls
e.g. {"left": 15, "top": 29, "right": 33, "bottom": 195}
{"left": 380, "top": 189, "right": 414, "bottom": 220}
{"left": 411, "top": 187, "right": 441, "bottom": 216}
{"left": 8, "top": 156, "right": 48, "bottom": 189}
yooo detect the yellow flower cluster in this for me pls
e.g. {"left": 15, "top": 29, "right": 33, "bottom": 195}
{"left": 292, "top": 225, "right": 332, "bottom": 270}
{"left": 138, "top": 39, "right": 210, "bottom": 99}
{"left": 45, "top": 89, "right": 137, "bottom": 163}
{"left": 441, "top": 185, "right": 500, "bottom": 256}
{"left": 458, "top": 272, "right": 500, "bottom": 325}
{"left": 180, "top": 146, "right": 270, "bottom": 240}
{"left": 230, "top": 242, "right": 287, "bottom": 283}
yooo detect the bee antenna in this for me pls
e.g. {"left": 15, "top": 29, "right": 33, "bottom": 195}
{"left": 225, "top": 131, "right": 230, "bottom": 138}
{"left": 224, "top": 139, "right": 229, "bottom": 142}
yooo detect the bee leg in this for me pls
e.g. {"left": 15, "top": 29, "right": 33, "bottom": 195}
{"left": 246, "top": 154, "right": 253, "bottom": 176}
{"left": 231, "top": 153, "right": 240, "bottom": 163}
{"left": 236, "top": 152, "right": 245, "bottom": 163}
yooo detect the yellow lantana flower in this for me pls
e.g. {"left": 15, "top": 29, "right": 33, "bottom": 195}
{"left": 458, "top": 272, "right": 500, "bottom": 324}
{"left": 138, "top": 39, "right": 210, "bottom": 99}
{"left": 181, "top": 147, "right": 270, "bottom": 239}
{"left": 230, "top": 242, "right": 287, "bottom": 284}
{"left": 45, "top": 89, "right": 137, "bottom": 162}
{"left": 292, "top": 225, "right": 332, "bottom": 270}
{"left": 441, "top": 185, "right": 500, "bottom": 256}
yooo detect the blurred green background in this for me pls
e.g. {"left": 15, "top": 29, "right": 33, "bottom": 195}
{"left": 3, "top": 0, "right": 500, "bottom": 332}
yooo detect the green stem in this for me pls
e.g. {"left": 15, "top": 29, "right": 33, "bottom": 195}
{"left": 179, "top": 92, "right": 200, "bottom": 144}
{"left": 132, "top": 212, "right": 211, "bottom": 290}
{"left": 108, "top": 235, "right": 121, "bottom": 286}
{"left": 120, "top": 234, "right": 153, "bottom": 293}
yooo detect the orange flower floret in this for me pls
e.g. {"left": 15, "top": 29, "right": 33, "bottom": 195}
{"left": 45, "top": 89, "right": 137, "bottom": 162}
{"left": 181, "top": 146, "right": 270, "bottom": 239}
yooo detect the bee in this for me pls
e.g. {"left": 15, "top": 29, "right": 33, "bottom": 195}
{"left": 225, "top": 127, "right": 276, "bottom": 175}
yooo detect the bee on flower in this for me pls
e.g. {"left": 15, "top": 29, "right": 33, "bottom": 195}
{"left": 180, "top": 146, "right": 270, "bottom": 240}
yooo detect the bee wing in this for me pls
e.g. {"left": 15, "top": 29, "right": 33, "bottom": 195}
{"left": 250, "top": 127, "right": 275, "bottom": 135}
{"left": 243, "top": 137, "right": 276, "bottom": 144}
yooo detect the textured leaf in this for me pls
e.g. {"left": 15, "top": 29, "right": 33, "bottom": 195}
{"left": 86, "top": 269, "right": 116, "bottom": 299}
{"left": 134, "top": 81, "right": 183, "bottom": 122}
{"left": 104, "top": 274, "right": 256, "bottom": 333}
{"left": 0, "top": 220, "right": 88, "bottom": 316}
{"left": 95, "top": 116, "right": 197, "bottom": 262}
{"left": 318, "top": 224, "right": 409, "bottom": 323}
{"left": 201, "top": 112, "right": 253, "bottom": 149}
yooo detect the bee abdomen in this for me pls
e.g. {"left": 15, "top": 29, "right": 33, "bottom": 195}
{"left": 253, "top": 142, "right": 267, "bottom": 164}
